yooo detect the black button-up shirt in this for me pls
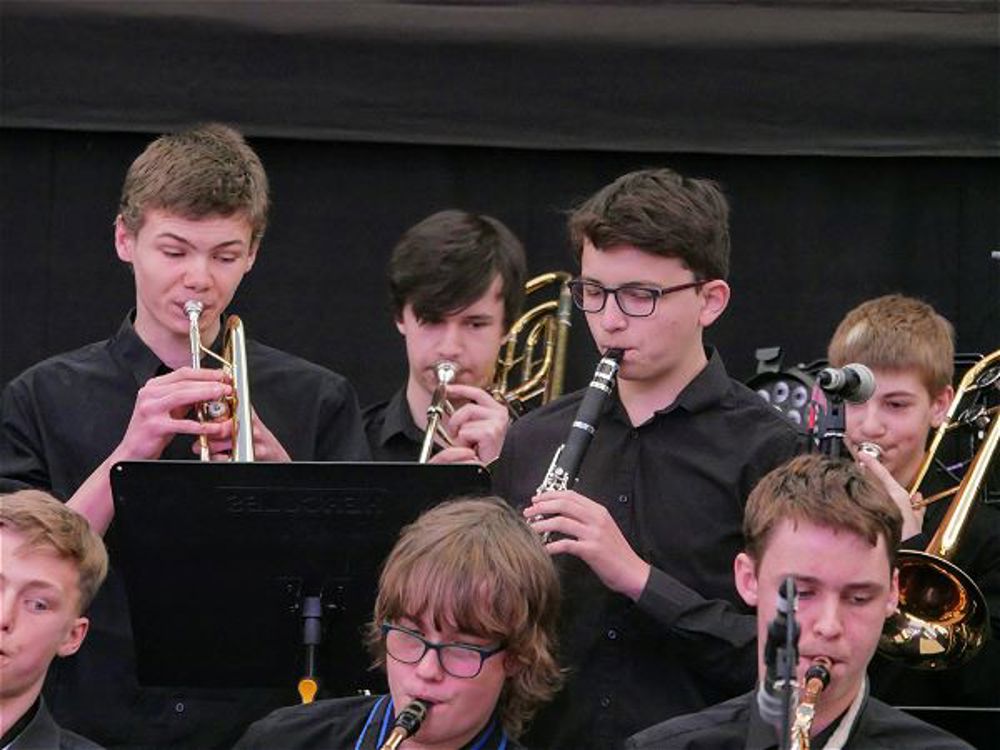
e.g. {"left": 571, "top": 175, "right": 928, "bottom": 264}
{"left": 490, "top": 348, "right": 801, "bottom": 749}
{"left": 624, "top": 689, "right": 975, "bottom": 749}
{"left": 363, "top": 387, "right": 425, "bottom": 462}
{"left": 0, "top": 314, "right": 370, "bottom": 750}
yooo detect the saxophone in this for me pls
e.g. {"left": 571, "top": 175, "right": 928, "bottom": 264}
{"left": 790, "top": 656, "right": 832, "bottom": 750}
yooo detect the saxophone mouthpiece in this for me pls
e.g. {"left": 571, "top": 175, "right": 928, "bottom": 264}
{"left": 379, "top": 700, "right": 430, "bottom": 750}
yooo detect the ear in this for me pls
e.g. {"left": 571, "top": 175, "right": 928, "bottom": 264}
{"left": 56, "top": 616, "right": 90, "bottom": 658}
{"left": 395, "top": 317, "right": 407, "bottom": 336}
{"left": 114, "top": 215, "right": 135, "bottom": 263}
{"left": 502, "top": 652, "right": 523, "bottom": 679}
{"left": 929, "top": 385, "right": 954, "bottom": 428}
{"left": 886, "top": 567, "right": 900, "bottom": 616}
{"left": 734, "top": 552, "right": 759, "bottom": 607}
{"left": 697, "top": 280, "right": 731, "bottom": 327}
{"left": 245, "top": 239, "right": 260, "bottom": 272}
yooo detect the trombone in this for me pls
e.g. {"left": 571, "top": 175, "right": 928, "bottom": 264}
{"left": 184, "top": 300, "right": 255, "bottom": 462}
{"left": 878, "top": 348, "right": 1000, "bottom": 669}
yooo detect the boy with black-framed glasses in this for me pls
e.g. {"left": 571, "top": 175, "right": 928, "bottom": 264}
{"left": 491, "top": 167, "right": 801, "bottom": 749}
{"left": 234, "top": 496, "right": 562, "bottom": 750}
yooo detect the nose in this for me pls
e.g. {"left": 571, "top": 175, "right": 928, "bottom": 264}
{"left": 413, "top": 646, "right": 445, "bottom": 681}
{"left": 597, "top": 293, "right": 628, "bottom": 332}
{"left": 436, "top": 322, "right": 464, "bottom": 360}
{"left": 848, "top": 402, "right": 883, "bottom": 440}
{"left": 810, "top": 596, "right": 844, "bottom": 642}
{"left": 182, "top": 255, "right": 212, "bottom": 292}
{"left": 0, "top": 593, "right": 15, "bottom": 635}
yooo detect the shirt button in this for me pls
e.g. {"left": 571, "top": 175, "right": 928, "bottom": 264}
{"left": 174, "top": 702, "right": 185, "bottom": 713}
{"left": 606, "top": 628, "right": 618, "bottom": 640}
{"left": 617, "top": 494, "right": 629, "bottom": 504}
{"left": 600, "top": 696, "right": 612, "bottom": 709}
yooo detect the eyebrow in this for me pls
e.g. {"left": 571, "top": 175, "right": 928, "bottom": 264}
{"left": 156, "top": 232, "right": 247, "bottom": 250}
{"left": 578, "top": 275, "right": 664, "bottom": 287}
{"left": 793, "top": 575, "right": 885, "bottom": 593}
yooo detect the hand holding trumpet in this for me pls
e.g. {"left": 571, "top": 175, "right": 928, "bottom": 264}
{"left": 419, "top": 361, "right": 511, "bottom": 465}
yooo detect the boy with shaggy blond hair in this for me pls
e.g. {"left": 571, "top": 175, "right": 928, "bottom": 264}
{"left": 236, "top": 496, "right": 562, "bottom": 749}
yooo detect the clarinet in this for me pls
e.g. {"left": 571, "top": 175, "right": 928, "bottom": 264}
{"left": 532, "top": 348, "right": 624, "bottom": 541}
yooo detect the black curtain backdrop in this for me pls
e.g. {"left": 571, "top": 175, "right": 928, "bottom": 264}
{"left": 1, "top": 0, "right": 998, "bottom": 405}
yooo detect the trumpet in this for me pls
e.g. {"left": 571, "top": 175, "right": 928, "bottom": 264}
{"left": 878, "top": 348, "right": 1000, "bottom": 669}
{"left": 790, "top": 657, "right": 832, "bottom": 750}
{"left": 418, "top": 361, "right": 457, "bottom": 463}
{"left": 379, "top": 700, "right": 429, "bottom": 750}
{"left": 184, "top": 300, "right": 255, "bottom": 462}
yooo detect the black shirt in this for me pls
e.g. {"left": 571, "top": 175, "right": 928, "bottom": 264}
{"left": 490, "top": 348, "right": 801, "bottom": 750}
{"left": 363, "top": 387, "right": 426, "bottom": 462}
{"left": 234, "top": 693, "right": 525, "bottom": 750}
{"left": 3, "top": 698, "right": 105, "bottom": 750}
{"left": 624, "top": 689, "right": 975, "bottom": 750}
{"left": 0, "top": 314, "right": 370, "bottom": 750}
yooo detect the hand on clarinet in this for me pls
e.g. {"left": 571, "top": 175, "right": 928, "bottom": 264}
{"left": 524, "top": 489, "right": 651, "bottom": 601}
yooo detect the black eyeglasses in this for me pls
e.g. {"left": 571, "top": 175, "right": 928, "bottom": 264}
{"left": 381, "top": 623, "right": 505, "bottom": 679}
{"left": 567, "top": 279, "right": 705, "bottom": 318}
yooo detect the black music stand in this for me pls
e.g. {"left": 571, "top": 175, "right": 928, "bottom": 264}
{"left": 110, "top": 461, "right": 490, "bottom": 696}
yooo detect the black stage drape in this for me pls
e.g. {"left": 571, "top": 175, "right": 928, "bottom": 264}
{"left": 2, "top": 1, "right": 997, "bottom": 398}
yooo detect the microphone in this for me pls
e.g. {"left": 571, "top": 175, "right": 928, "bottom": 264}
{"left": 817, "top": 363, "right": 875, "bottom": 404}
{"left": 757, "top": 577, "right": 799, "bottom": 744}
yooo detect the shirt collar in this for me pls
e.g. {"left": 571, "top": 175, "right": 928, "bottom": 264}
{"left": 377, "top": 387, "right": 425, "bottom": 447}
{"left": 672, "top": 346, "right": 730, "bottom": 414}
{"left": 606, "top": 345, "right": 730, "bottom": 425}
{"left": 109, "top": 310, "right": 229, "bottom": 387}
{"left": 109, "top": 311, "right": 167, "bottom": 386}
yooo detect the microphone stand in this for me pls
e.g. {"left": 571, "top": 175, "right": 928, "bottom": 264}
{"left": 762, "top": 576, "right": 799, "bottom": 750}
{"left": 816, "top": 393, "right": 847, "bottom": 458}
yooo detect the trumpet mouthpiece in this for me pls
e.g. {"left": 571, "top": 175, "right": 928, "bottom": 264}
{"left": 184, "top": 300, "right": 204, "bottom": 317}
{"left": 435, "top": 361, "right": 457, "bottom": 385}
{"left": 859, "top": 442, "right": 883, "bottom": 460}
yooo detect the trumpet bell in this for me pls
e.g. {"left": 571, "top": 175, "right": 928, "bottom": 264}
{"left": 879, "top": 550, "right": 989, "bottom": 670}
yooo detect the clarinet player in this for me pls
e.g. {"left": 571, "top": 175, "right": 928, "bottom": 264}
{"left": 490, "top": 167, "right": 800, "bottom": 749}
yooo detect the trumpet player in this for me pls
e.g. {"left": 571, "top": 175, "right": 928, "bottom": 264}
{"left": 364, "top": 210, "right": 526, "bottom": 464}
{"left": 626, "top": 454, "right": 972, "bottom": 749}
{"left": 491, "top": 168, "right": 800, "bottom": 749}
{"left": 0, "top": 124, "right": 369, "bottom": 750}
{"left": 235, "top": 497, "right": 562, "bottom": 750}
{"left": 828, "top": 294, "right": 1000, "bottom": 714}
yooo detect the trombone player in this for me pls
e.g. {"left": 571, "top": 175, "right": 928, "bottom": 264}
{"left": 363, "top": 209, "right": 527, "bottom": 464}
{"left": 0, "top": 123, "right": 369, "bottom": 749}
{"left": 827, "top": 294, "right": 1000, "bottom": 711}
